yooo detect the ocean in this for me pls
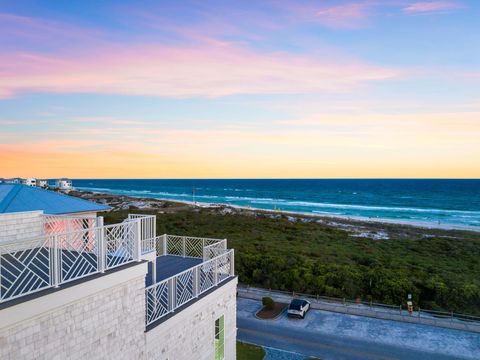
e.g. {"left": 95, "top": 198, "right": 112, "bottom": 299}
{"left": 75, "top": 179, "right": 480, "bottom": 230}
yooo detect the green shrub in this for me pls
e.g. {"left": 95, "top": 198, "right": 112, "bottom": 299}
{"left": 262, "top": 296, "right": 275, "bottom": 310}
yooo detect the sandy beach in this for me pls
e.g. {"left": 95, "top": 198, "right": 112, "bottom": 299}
{"left": 69, "top": 189, "right": 480, "bottom": 240}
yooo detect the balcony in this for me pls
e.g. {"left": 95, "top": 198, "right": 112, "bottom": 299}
{"left": 1, "top": 214, "right": 139, "bottom": 304}
{"left": 144, "top": 235, "right": 234, "bottom": 327}
{"left": 0, "top": 213, "right": 235, "bottom": 329}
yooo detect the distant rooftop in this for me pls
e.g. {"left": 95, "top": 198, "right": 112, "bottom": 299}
{"left": 0, "top": 184, "right": 110, "bottom": 214}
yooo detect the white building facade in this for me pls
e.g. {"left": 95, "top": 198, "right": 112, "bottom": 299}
{"left": 55, "top": 178, "right": 73, "bottom": 190}
{"left": 0, "top": 212, "right": 237, "bottom": 360}
{"left": 36, "top": 179, "right": 49, "bottom": 188}
{"left": 21, "top": 178, "right": 36, "bottom": 187}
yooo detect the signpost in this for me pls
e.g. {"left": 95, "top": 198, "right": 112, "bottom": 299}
{"left": 407, "top": 293, "right": 413, "bottom": 315}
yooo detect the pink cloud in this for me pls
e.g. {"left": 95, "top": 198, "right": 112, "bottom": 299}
{"left": 402, "top": 1, "right": 462, "bottom": 14}
{"left": 0, "top": 43, "right": 401, "bottom": 99}
{"left": 315, "top": 2, "right": 374, "bottom": 29}
{"left": 304, "top": 1, "right": 464, "bottom": 28}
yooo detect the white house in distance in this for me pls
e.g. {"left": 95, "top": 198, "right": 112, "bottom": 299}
{"left": 0, "top": 178, "right": 72, "bottom": 189}
{"left": 0, "top": 184, "right": 237, "bottom": 359}
{"left": 21, "top": 178, "right": 37, "bottom": 187}
{"left": 55, "top": 178, "right": 73, "bottom": 190}
{"left": 36, "top": 179, "right": 49, "bottom": 188}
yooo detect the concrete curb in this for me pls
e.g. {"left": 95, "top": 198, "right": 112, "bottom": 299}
{"left": 255, "top": 305, "right": 287, "bottom": 321}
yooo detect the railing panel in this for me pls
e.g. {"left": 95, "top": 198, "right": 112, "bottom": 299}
{"left": 57, "top": 228, "right": 99, "bottom": 283}
{"left": 175, "top": 268, "right": 194, "bottom": 307}
{"left": 203, "top": 239, "right": 227, "bottom": 261}
{"left": 164, "top": 235, "right": 225, "bottom": 258}
{"left": 166, "top": 235, "right": 184, "bottom": 256}
{"left": 0, "top": 236, "right": 52, "bottom": 302}
{"left": 128, "top": 214, "right": 156, "bottom": 254}
{"left": 146, "top": 280, "right": 169, "bottom": 326}
{"left": 199, "top": 259, "right": 215, "bottom": 293}
{"left": 217, "top": 250, "right": 232, "bottom": 283}
{"left": 184, "top": 238, "right": 203, "bottom": 258}
{"left": 104, "top": 222, "right": 136, "bottom": 269}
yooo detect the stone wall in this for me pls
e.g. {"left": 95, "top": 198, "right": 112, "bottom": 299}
{"left": 0, "top": 211, "right": 44, "bottom": 242}
{"left": 0, "top": 261, "right": 238, "bottom": 360}
{"left": 146, "top": 278, "right": 238, "bottom": 360}
{"left": 0, "top": 265, "right": 147, "bottom": 360}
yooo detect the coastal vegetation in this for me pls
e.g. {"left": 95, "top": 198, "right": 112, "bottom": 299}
{"left": 102, "top": 206, "right": 480, "bottom": 315}
{"left": 262, "top": 297, "right": 275, "bottom": 310}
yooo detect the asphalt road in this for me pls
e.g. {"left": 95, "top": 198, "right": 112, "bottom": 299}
{"left": 237, "top": 298, "right": 479, "bottom": 360}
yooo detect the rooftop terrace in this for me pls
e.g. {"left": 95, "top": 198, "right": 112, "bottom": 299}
{"left": 0, "top": 212, "right": 234, "bottom": 328}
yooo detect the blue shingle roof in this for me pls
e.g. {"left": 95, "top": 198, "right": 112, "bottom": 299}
{"left": 0, "top": 184, "right": 111, "bottom": 215}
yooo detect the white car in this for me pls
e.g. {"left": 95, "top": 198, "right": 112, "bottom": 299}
{"left": 287, "top": 299, "right": 310, "bottom": 319}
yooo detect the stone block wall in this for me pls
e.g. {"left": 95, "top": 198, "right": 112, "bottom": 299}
{"left": 0, "top": 273, "right": 146, "bottom": 360}
{"left": 146, "top": 278, "right": 238, "bottom": 360}
{"left": 0, "top": 211, "right": 44, "bottom": 242}
{"left": 0, "top": 259, "right": 238, "bottom": 360}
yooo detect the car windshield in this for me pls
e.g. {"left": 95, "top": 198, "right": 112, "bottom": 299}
{"left": 289, "top": 299, "right": 303, "bottom": 310}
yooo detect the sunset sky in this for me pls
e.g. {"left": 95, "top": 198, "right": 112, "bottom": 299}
{"left": 1, "top": 0, "right": 479, "bottom": 178}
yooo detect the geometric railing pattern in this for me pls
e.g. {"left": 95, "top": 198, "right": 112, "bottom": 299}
{"left": 57, "top": 228, "right": 99, "bottom": 283}
{"left": 158, "top": 235, "right": 225, "bottom": 259}
{"left": 199, "top": 260, "right": 215, "bottom": 293}
{"left": 203, "top": 240, "right": 227, "bottom": 261}
{"left": 217, "top": 250, "right": 233, "bottom": 283}
{"left": 145, "top": 280, "right": 169, "bottom": 324}
{"left": 0, "top": 215, "right": 146, "bottom": 304}
{"left": 145, "top": 249, "right": 234, "bottom": 326}
{"left": 175, "top": 268, "right": 194, "bottom": 307}
{"left": 0, "top": 236, "right": 52, "bottom": 302}
{"left": 104, "top": 222, "right": 136, "bottom": 269}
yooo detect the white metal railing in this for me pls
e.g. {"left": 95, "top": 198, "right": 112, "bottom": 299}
{"left": 203, "top": 239, "right": 227, "bottom": 261}
{"left": 145, "top": 249, "right": 234, "bottom": 326}
{"left": 0, "top": 235, "right": 53, "bottom": 302}
{"left": 128, "top": 214, "right": 156, "bottom": 254}
{"left": 0, "top": 215, "right": 145, "bottom": 303}
{"left": 104, "top": 221, "right": 137, "bottom": 270}
{"left": 56, "top": 227, "right": 100, "bottom": 284}
{"left": 155, "top": 235, "right": 225, "bottom": 258}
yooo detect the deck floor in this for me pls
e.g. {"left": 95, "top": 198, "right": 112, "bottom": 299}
{"left": 146, "top": 255, "right": 202, "bottom": 287}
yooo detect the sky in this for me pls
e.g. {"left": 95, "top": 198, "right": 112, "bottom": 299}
{"left": 0, "top": 0, "right": 479, "bottom": 178}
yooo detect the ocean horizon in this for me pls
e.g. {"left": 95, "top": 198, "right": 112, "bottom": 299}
{"left": 75, "top": 179, "right": 480, "bottom": 230}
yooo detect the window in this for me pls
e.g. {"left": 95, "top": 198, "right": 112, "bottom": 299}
{"left": 214, "top": 315, "right": 225, "bottom": 360}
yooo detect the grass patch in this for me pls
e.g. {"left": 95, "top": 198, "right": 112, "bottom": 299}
{"left": 237, "top": 341, "right": 265, "bottom": 360}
